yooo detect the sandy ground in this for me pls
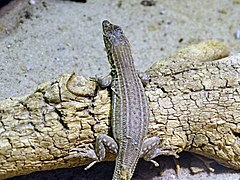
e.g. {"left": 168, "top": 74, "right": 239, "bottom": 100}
{"left": 0, "top": 0, "right": 240, "bottom": 179}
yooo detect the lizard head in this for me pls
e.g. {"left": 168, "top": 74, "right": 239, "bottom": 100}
{"left": 102, "top": 20, "right": 131, "bottom": 69}
{"left": 102, "top": 20, "right": 127, "bottom": 49}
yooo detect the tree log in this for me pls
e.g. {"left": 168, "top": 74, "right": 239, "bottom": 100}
{"left": 1, "top": 40, "right": 239, "bottom": 179}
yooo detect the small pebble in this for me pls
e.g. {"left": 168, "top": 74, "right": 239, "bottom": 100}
{"left": 234, "top": 29, "right": 240, "bottom": 39}
{"left": 21, "top": 66, "right": 27, "bottom": 71}
{"left": 57, "top": 47, "right": 66, "bottom": 51}
{"left": 70, "top": 0, "right": 87, "bottom": 2}
{"left": 140, "top": 0, "right": 156, "bottom": 6}
{"left": 29, "top": 0, "right": 36, "bottom": 5}
{"left": 159, "top": 10, "right": 165, "bottom": 15}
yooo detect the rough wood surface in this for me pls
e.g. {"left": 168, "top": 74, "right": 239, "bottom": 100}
{"left": 1, "top": 40, "right": 239, "bottom": 179}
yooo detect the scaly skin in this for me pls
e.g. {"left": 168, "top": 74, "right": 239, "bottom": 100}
{"left": 102, "top": 20, "right": 150, "bottom": 179}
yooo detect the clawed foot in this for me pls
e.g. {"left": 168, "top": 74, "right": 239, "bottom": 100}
{"left": 64, "top": 147, "right": 98, "bottom": 160}
{"left": 190, "top": 153, "right": 215, "bottom": 173}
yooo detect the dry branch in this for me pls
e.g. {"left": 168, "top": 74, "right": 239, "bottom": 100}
{"left": 1, "top": 40, "right": 239, "bottom": 179}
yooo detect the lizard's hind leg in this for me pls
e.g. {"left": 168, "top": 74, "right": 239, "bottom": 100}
{"left": 141, "top": 136, "right": 179, "bottom": 167}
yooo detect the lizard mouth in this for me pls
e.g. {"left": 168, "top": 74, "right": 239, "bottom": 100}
{"left": 102, "top": 20, "right": 114, "bottom": 35}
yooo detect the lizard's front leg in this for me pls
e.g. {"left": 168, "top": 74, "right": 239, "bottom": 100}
{"left": 67, "top": 134, "right": 118, "bottom": 170}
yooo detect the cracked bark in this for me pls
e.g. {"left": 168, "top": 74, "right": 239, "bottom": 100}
{"left": 0, "top": 40, "right": 239, "bottom": 179}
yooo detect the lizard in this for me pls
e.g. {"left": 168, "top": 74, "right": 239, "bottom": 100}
{"left": 82, "top": 20, "right": 179, "bottom": 180}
